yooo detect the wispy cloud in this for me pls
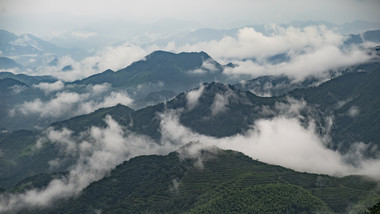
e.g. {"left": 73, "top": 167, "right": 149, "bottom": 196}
{"left": 0, "top": 116, "right": 177, "bottom": 213}
{"left": 11, "top": 86, "right": 133, "bottom": 119}
{"left": 186, "top": 84, "right": 204, "bottom": 110}
{"left": 1, "top": 97, "right": 380, "bottom": 212}
{"left": 158, "top": 100, "right": 380, "bottom": 179}
{"left": 33, "top": 81, "right": 64, "bottom": 94}
{"left": 29, "top": 43, "right": 147, "bottom": 81}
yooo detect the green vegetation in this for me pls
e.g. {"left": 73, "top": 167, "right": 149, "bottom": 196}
{"left": 19, "top": 149, "right": 379, "bottom": 213}
{"left": 186, "top": 184, "right": 331, "bottom": 214}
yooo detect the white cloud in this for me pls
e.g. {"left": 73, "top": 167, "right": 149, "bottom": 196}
{"left": 33, "top": 81, "right": 64, "bottom": 94}
{"left": 101, "top": 91, "right": 133, "bottom": 107}
{"left": 211, "top": 93, "right": 228, "bottom": 115}
{"left": 0, "top": 116, "right": 176, "bottom": 213}
{"left": 12, "top": 89, "right": 133, "bottom": 119}
{"left": 32, "top": 43, "right": 147, "bottom": 81}
{"left": 86, "top": 83, "right": 111, "bottom": 95}
{"left": 186, "top": 84, "right": 204, "bottom": 110}
{"left": 210, "top": 89, "right": 237, "bottom": 116}
{"left": 2, "top": 98, "right": 380, "bottom": 212}
{"left": 175, "top": 25, "right": 372, "bottom": 82}
{"left": 9, "top": 85, "right": 27, "bottom": 94}
{"left": 82, "top": 42, "right": 147, "bottom": 72}
{"left": 348, "top": 106, "right": 360, "bottom": 118}
{"left": 178, "top": 26, "right": 343, "bottom": 60}
{"left": 223, "top": 45, "right": 371, "bottom": 82}
{"left": 19, "top": 25, "right": 373, "bottom": 84}
{"left": 158, "top": 105, "right": 380, "bottom": 179}
{"left": 189, "top": 59, "right": 219, "bottom": 74}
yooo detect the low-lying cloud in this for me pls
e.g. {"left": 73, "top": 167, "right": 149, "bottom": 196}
{"left": 178, "top": 26, "right": 343, "bottom": 59}
{"left": 0, "top": 116, "right": 177, "bottom": 213}
{"left": 31, "top": 43, "right": 148, "bottom": 81}
{"left": 174, "top": 25, "right": 373, "bottom": 82}
{"left": 1, "top": 97, "right": 380, "bottom": 212}
{"left": 33, "top": 81, "right": 65, "bottom": 94}
{"left": 11, "top": 85, "right": 133, "bottom": 119}
{"left": 189, "top": 59, "right": 219, "bottom": 74}
{"left": 158, "top": 104, "right": 380, "bottom": 179}
{"left": 17, "top": 25, "right": 374, "bottom": 84}
{"left": 186, "top": 84, "right": 204, "bottom": 110}
{"left": 223, "top": 45, "right": 371, "bottom": 82}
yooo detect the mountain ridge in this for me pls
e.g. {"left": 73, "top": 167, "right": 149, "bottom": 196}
{"left": 12, "top": 148, "right": 379, "bottom": 213}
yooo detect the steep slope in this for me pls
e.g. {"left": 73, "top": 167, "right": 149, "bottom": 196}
{"left": 290, "top": 62, "right": 380, "bottom": 151}
{"left": 18, "top": 149, "right": 379, "bottom": 213}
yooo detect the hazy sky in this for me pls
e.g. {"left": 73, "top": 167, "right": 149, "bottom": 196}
{"left": 1, "top": 0, "right": 380, "bottom": 37}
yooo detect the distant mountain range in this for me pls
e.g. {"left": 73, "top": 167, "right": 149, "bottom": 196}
{"left": 1, "top": 49, "right": 377, "bottom": 130}
{"left": 0, "top": 29, "right": 86, "bottom": 68}
{"left": 1, "top": 25, "right": 379, "bottom": 69}
{"left": 0, "top": 57, "right": 21, "bottom": 70}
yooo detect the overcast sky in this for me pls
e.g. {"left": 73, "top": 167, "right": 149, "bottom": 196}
{"left": 1, "top": 0, "right": 380, "bottom": 37}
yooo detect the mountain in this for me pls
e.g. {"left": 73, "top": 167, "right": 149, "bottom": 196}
{"left": 0, "top": 72, "right": 57, "bottom": 85}
{"left": 345, "top": 30, "right": 380, "bottom": 45}
{"left": 0, "top": 73, "right": 58, "bottom": 131}
{"left": 0, "top": 29, "right": 69, "bottom": 68}
{"left": 0, "top": 30, "right": 65, "bottom": 56}
{"left": 0, "top": 78, "right": 27, "bottom": 91}
{"left": 0, "top": 51, "right": 226, "bottom": 130}
{"left": 76, "top": 50, "right": 224, "bottom": 89}
{"left": 289, "top": 62, "right": 380, "bottom": 152}
{"left": 75, "top": 50, "right": 226, "bottom": 108}
{"left": 340, "top": 20, "right": 380, "bottom": 35}
{"left": 234, "top": 60, "right": 380, "bottom": 97}
{"left": 13, "top": 148, "right": 380, "bottom": 213}
{"left": 1, "top": 61, "right": 379, "bottom": 189}
{"left": 233, "top": 75, "right": 319, "bottom": 97}
{"left": 0, "top": 57, "right": 21, "bottom": 70}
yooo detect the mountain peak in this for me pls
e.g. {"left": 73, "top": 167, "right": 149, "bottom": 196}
{"left": 146, "top": 50, "right": 212, "bottom": 61}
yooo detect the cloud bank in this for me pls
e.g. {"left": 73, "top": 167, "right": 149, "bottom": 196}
{"left": 11, "top": 84, "right": 133, "bottom": 119}
{"left": 0, "top": 116, "right": 177, "bottom": 213}
{"left": 31, "top": 43, "right": 148, "bottom": 81}
{"left": 174, "top": 25, "right": 372, "bottom": 82}
{"left": 33, "top": 81, "right": 65, "bottom": 94}
{"left": 18, "top": 25, "right": 374, "bottom": 84}
{"left": 159, "top": 100, "right": 380, "bottom": 179}
{"left": 1, "top": 97, "right": 380, "bottom": 212}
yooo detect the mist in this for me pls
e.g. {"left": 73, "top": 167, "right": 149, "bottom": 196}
{"left": 18, "top": 25, "right": 375, "bottom": 84}
{"left": 159, "top": 100, "right": 380, "bottom": 178}
{"left": 0, "top": 116, "right": 177, "bottom": 213}
{"left": 11, "top": 84, "right": 133, "bottom": 119}
{"left": 174, "top": 25, "right": 373, "bottom": 82}
{"left": 1, "top": 96, "right": 380, "bottom": 212}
